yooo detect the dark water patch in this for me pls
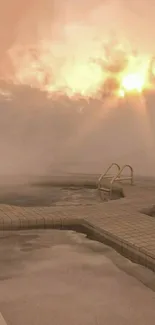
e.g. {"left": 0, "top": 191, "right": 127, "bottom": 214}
{"left": 0, "top": 186, "right": 101, "bottom": 207}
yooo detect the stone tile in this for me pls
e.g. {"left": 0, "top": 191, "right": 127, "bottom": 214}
{"left": 0, "top": 182, "right": 155, "bottom": 270}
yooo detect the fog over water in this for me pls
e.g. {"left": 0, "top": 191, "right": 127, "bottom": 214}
{"left": 0, "top": 0, "right": 155, "bottom": 177}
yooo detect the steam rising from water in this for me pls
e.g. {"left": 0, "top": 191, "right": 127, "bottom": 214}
{"left": 0, "top": 0, "right": 155, "bottom": 178}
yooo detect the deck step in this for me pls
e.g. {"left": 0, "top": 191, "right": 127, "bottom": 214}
{"left": 99, "top": 187, "right": 111, "bottom": 193}
{"left": 98, "top": 179, "right": 125, "bottom": 201}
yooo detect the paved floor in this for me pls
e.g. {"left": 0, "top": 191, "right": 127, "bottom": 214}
{"left": 0, "top": 230, "right": 155, "bottom": 325}
{"left": 0, "top": 178, "right": 155, "bottom": 271}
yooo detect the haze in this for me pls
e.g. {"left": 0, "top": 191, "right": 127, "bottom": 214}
{"left": 0, "top": 0, "right": 155, "bottom": 177}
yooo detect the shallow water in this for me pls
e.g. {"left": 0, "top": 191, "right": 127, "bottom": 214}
{"left": 0, "top": 229, "right": 155, "bottom": 325}
{"left": 0, "top": 184, "right": 101, "bottom": 207}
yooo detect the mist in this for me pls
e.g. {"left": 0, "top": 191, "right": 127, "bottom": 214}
{"left": 0, "top": 0, "right": 155, "bottom": 178}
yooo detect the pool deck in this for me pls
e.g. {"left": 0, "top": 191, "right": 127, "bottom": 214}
{"left": 0, "top": 179, "right": 155, "bottom": 271}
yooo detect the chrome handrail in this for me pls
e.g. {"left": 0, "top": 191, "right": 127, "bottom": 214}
{"left": 98, "top": 163, "right": 133, "bottom": 201}
{"left": 98, "top": 162, "right": 120, "bottom": 190}
{"left": 111, "top": 164, "right": 134, "bottom": 186}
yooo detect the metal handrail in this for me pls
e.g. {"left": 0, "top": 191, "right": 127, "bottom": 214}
{"left": 98, "top": 162, "right": 120, "bottom": 190}
{"left": 111, "top": 164, "right": 134, "bottom": 186}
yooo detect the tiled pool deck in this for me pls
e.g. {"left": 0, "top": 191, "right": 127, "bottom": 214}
{"left": 0, "top": 180, "right": 155, "bottom": 271}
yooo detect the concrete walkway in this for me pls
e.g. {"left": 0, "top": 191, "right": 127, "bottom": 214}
{"left": 0, "top": 180, "right": 155, "bottom": 271}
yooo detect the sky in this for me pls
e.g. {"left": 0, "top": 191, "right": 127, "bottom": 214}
{"left": 0, "top": 0, "right": 155, "bottom": 177}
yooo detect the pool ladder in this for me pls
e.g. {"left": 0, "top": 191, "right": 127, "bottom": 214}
{"left": 98, "top": 163, "right": 134, "bottom": 201}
